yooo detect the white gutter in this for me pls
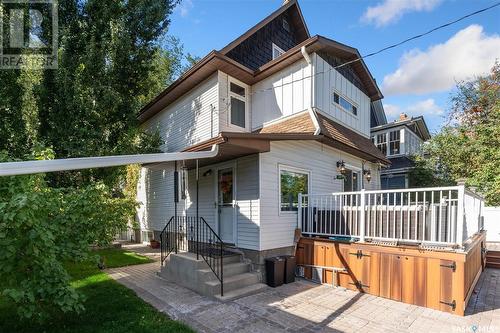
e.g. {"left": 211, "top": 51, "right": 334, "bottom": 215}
{"left": 0, "top": 145, "right": 219, "bottom": 177}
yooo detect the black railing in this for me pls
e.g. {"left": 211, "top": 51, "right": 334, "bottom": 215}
{"left": 160, "top": 216, "right": 175, "bottom": 265}
{"left": 159, "top": 216, "right": 225, "bottom": 296}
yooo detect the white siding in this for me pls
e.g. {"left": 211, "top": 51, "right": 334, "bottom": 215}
{"left": 313, "top": 53, "right": 371, "bottom": 137}
{"left": 259, "top": 140, "right": 380, "bottom": 250}
{"left": 251, "top": 59, "right": 312, "bottom": 130}
{"left": 143, "top": 73, "right": 219, "bottom": 152}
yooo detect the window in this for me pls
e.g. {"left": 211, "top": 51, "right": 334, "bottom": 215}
{"left": 272, "top": 43, "right": 285, "bottom": 59}
{"left": 343, "top": 169, "right": 360, "bottom": 192}
{"left": 280, "top": 168, "right": 309, "bottom": 212}
{"left": 333, "top": 92, "right": 357, "bottom": 116}
{"left": 389, "top": 130, "right": 401, "bottom": 155}
{"left": 229, "top": 82, "right": 246, "bottom": 128}
{"left": 376, "top": 133, "right": 387, "bottom": 155}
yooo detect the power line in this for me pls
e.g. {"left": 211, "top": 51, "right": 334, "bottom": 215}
{"left": 245, "top": 1, "right": 500, "bottom": 97}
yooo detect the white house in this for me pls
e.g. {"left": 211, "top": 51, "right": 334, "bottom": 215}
{"left": 135, "top": 0, "right": 388, "bottom": 260}
{"left": 132, "top": 1, "right": 485, "bottom": 311}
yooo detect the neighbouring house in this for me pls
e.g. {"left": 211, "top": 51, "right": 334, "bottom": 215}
{"left": 371, "top": 113, "right": 431, "bottom": 189}
{"left": 133, "top": 0, "right": 486, "bottom": 315}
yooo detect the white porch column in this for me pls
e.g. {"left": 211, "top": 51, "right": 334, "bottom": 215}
{"left": 359, "top": 189, "right": 366, "bottom": 243}
{"left": 298, "top": 193, "right": 303, "bottom": 230}
{"left": 456, "top": 183, "right": 465, "bottom": 247}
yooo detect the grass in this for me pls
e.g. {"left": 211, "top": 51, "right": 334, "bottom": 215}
{"left": 0, "top": 248, "right": 194, "bottom": 333}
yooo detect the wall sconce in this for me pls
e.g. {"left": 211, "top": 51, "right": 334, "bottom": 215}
{"left": 202, "top": 169, "right": 213, "bottom": 177}
{"left": 336, "top": 160, "right": 346, "bottom": 174}
{"left": 363, "top": 169, "right": 372, "bottom": 182}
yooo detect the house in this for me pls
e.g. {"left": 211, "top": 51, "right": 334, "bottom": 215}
{"left": 371, "top": 113, "right": 431, "bottom": 189}
{"left": 136, "top": 0, "right": 387, "bottom": 259}
{"left": 134, "top": 0, "right": 485, "bottom": 315}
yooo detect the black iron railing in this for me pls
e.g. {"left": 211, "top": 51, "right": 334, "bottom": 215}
{"left": 159, "top": 216, "right": 225, "bottom": 296}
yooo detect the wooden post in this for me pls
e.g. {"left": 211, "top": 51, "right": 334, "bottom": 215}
{"left": 360, "top": 189, "right": 366, "bottom": 243}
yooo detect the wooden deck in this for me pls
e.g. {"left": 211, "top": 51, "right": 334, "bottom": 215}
{"left": 295, "top": 231, "right": 486, "bottom": 316}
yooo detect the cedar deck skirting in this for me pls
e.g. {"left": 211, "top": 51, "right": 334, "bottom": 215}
{"left": 295, "top": 231, "right": 486, "bottom": 316}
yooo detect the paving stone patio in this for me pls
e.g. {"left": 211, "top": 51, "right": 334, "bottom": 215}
{"left": 107, "top": 257, "right": 500, "bottom": 333}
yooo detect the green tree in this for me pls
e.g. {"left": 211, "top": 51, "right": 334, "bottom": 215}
{"left": 415, "top": 63, "right": 500, "bottom": 205}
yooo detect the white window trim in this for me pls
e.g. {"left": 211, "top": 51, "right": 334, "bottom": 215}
{"left": 342, "top": 165, "right": 361, "bottom": 192}
{"left": 332, "top": 90, "right": 359, "bottom": 119}
{"left": 278, "top": 164, "right": 311, "bottom": 215}
{"left": 227, "top": 77, "right": 248, "bottom": 130}
{"left": 272, "top": 43, "right": 285, "bottom": 60}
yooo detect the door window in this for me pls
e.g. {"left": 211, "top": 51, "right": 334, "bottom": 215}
{"left": 218, "top": 168, "right": 233, "bottom": 205}
{"left": 343, "top": 169, "right": 360, "bottom": 192}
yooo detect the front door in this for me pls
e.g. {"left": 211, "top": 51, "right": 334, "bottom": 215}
{"left": 217, "top": 167, "right": 235, "bottom": 243}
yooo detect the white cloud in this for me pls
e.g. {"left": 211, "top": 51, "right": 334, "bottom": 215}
{"left": 361, "top": 0, "right": 441, "bottom": 27}
{"left": 177, "top": 0, "right": 193, "bottom": 18}
{"left": 384, "top": 99, "right": 444, "bottom": 120}
{"left": 382, "top": 25, "right": 500, "bottom": 96}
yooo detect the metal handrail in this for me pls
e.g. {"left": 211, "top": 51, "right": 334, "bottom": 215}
{"left": 159, "top": 216, "right": 175, "bottom": 265}
{"left": 199, "top": 217, "right": 224, "bottom": 297}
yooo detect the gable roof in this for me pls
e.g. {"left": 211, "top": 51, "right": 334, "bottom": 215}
{"left": 219, "top": 0, "right": 309, "bottom": 56}
{"left": 371, "top": 116, "right": 431, "bottom": 141}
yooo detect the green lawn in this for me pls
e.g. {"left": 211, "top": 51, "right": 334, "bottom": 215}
{"left": 0, "top": 248, "right": 194, "bottom": 333}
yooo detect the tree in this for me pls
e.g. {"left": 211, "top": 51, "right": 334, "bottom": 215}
{"left": 417, "top": 63, "right": 500, "bottom": 205}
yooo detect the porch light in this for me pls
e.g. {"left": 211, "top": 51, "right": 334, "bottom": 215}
{"left": 203, "top": 169, "right": 213, "bottom": 177}
{"left": 363, "top": 169, "right": 372, "bottom": 182}
{"left": 336, "top": 160, "right": 346, "bottom": 174}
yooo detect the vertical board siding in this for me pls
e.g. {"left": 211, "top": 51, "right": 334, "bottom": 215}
{"left": 142, "top": 73, "right": 219, "bottom": 153}
{"left": 259, "top": 140, "right": 380, "bottom": 250}
{"left": 313, "top": 53, "right": 371, "bottom": 138}
{"left": 251, "top": 59, "right": 311, "bottom": 130}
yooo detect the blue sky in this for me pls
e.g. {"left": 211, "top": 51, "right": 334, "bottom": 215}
{"left": 167, "top": 0, "right": 500, "bottom": 133}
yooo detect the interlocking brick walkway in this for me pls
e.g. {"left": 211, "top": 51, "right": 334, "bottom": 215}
{"left": 107, "top": 262, "right": 500, "bottom": 333}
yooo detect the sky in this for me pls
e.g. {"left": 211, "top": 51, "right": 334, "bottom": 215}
{"left": 167, "top": 0, "right": 500, "bottom": 133}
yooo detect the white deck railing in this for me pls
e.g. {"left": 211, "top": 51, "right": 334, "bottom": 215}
{"left": 298, "top": 186, "right": 484, "bottom": 247}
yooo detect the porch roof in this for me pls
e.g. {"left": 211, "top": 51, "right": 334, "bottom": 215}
{"left": 178, "top": 110, "right": 390, "bottom": 168}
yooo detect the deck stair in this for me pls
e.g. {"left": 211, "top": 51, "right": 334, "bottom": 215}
{"left": 159, "top": 252, "right": 267, "bottom": 301}
{"left": 486, "top": 250, "right": 500, "bottom": 269}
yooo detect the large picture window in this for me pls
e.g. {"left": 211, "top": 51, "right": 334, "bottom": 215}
{"left": 229, "top": 82, "right": 246, "bottom": 128}
{"left": 280, "top": 168, "right": 309, "bottom": 212}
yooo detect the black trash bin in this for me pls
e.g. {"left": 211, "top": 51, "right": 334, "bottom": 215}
{"left": 282, "top": 255, "right": 296, "bottom": 283}
{"left": 265, "top": 257, "right": 285, "bottom": 287}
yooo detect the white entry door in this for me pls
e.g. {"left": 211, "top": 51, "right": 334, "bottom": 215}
{"left": 217, "top": 167, "right": 235, "bottom": 243}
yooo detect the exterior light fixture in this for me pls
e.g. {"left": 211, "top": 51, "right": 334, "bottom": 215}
{"left": 363, "top": 169, "right": 372, "bottom": 182}
{"left": 202, "top": 169, "right": 212, "bottom": 177}
{"left": 336, "top": 160, "right": 346, "bottom": 174}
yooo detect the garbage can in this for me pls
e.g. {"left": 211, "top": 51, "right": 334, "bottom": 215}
{"left": 282, "top": 255, "right": 296, "bottom": 283}
{"left": 265, "top": 257, "right": 285, "bottom": 287}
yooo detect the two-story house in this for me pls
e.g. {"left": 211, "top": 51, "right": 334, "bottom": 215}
{"left": 135, "top": 0, "right": 388, "bottom": 293}
{"left": 371, "top": 113, "right": 431, "bottom": 189}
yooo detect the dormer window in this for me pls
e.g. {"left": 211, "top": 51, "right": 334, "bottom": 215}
{"left": 272, "top": 43, "right": 285, "bottom": 59}
{"left": 333, "top": 92, "right": 358, "bottom": 116}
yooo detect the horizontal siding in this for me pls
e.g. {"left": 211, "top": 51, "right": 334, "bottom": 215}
{"left": 313, "top": 53, "right": 371, "bottom": 138}
{"left": 251, "top": 59, "right": 311, "bottom": 130}
{"left": 143, "top": 74, "right": 219, "bottom": 152}
{"left": 259, "top": 140, "right": 380, "bottom": 250}
{"left": 235, "top": 155, "right": 260, "bottom": 250}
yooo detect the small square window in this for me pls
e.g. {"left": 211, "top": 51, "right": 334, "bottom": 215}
{"left": 272, "top": 43, "right": 285, "bottom": 59}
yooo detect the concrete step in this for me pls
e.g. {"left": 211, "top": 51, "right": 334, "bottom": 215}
{"left": 214, "top": 283, "right": 268, "bottom": 302}
{"left": 203, "top": 272, "right": 260, "bottom": 295}
{"left": 197, "top": 262, "right": 250, "bottom": 281}
{"left": 222, "top": 254, "right": 241, "bottom": 264}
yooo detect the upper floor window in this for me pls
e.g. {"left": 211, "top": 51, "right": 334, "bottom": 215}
{"left": 376, "top": 133, "right": 387, "bottom": 155}
{"left": 282, "top": 18, "right": 290, "bottom": 32}
{"left": 272, "top": 43, "right": 285, "bottom": 59}
{"left": 229, "top": 82, "right": 246, "bottom": 128}
{"left": 389, "top": 130, "right": 401, "bottom": 155}
{"left": 333, "top": 92, "right": 357, "bottom": 116}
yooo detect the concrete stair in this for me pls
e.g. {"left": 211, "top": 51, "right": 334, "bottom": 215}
{"left": 159, "top": 252, "right": 267, "bottom": 301}
{"left": 486, "top": 250, "right": 500, "bottom": 269}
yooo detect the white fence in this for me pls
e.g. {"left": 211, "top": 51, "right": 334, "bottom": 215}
{"left": 484, "top": 207, "right": 500, "bottom": 242}
{"left": 298, "top": 186, "right": 484, "bottom": 247}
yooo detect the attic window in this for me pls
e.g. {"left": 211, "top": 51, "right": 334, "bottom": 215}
{"left": 272, "top": 43, "right": 285, "bottom": 59}
{"left": 282, "top": 18, "right": 290, "bottom": 32}
{"left": 333, "top": 92, "right": 358, "bottom": 116}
